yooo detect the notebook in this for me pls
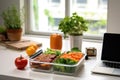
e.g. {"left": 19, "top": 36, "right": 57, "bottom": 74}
{"left": 91, "top": 33, "right": 120, "bottom": 76}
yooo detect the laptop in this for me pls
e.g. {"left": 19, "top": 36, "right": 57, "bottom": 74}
{"left": 91, "top": 33, "right": 120, "bottom": 76}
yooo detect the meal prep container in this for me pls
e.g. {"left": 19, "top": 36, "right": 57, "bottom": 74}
{"left": 29, "top": 49, "right": 85, "bottom": 75}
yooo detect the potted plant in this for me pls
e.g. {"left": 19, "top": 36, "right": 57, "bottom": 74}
{"left": 0, "top": 25, "right": 7, "bottom": 41}
{"left": 58, "top": 12, "right": 88, "bottom": 50}
{"left": 1, "top": 5, "right": 23, "bottom": 41}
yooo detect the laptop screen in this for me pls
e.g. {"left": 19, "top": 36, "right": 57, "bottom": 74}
{"left": 101, "top": 33, "right": 120, "bottom": 62}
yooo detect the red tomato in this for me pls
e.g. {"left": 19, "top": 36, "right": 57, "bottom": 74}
{"left": 15, "top": 55, "right": 28, "bottom": 70}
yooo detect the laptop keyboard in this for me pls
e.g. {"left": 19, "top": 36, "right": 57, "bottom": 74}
{"left": 103, "top": 62, "right": 120, "bottom": 68}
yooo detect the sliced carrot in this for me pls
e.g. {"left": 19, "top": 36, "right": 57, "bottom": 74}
{"left": 60, "top": 52, "right": 83, "bottom": 62}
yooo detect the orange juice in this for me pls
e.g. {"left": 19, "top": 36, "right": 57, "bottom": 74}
{"left": 50, "top": 33, "right": 62, "bottom": 50}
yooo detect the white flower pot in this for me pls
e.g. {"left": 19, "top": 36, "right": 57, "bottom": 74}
{"left": 69, "top": 35, "right": 83, "bottom": 50}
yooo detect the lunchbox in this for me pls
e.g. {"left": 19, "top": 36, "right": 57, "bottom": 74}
{"left": 29, "top": 49, "right": 85, "bottom": 76}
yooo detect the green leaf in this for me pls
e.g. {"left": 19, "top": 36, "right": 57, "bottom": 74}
{"left": 71, "top": 47, "right": 81, "bottom": 52}
{"left": 0, "top": 26, "right": 6, "bottom": 33}
{"left": 44, "top": 48, "right": 61, "bottom": 56}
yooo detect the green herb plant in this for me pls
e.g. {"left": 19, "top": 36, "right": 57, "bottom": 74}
{"left": 1, "top": 5, "right": 24, "bottom": 29}
{"left": 0, "top": 25, "right": 6, "bottom": 34}
{"left": 58, "top": 12, "right": 88, "bottom": 38}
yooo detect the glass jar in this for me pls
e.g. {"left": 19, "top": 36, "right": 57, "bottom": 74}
{"left": 50, "top": 33, "right": 62, "bottom": 50}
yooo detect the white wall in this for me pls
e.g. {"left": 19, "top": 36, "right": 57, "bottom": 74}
{"left": 107, "top": 0, "right": 120, "bottom": 33}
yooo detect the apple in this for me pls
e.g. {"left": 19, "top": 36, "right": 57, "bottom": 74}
{"left": 15, "top": 55, "right": 28, "bottom": 70}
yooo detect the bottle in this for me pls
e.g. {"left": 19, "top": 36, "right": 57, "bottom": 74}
{"left": 50, "top": 33, "right": 62, "bottom": 50}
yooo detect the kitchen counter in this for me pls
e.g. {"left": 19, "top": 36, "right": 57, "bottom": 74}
{"left": 0, "top": 35, "right": 120, "bottom": 80}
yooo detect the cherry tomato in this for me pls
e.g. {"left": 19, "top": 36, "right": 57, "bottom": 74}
{"left": 15, "top": 55, "right": 28, "bottom": 70}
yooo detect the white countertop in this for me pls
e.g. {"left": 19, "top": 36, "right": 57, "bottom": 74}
{"left": 0, "top": 36, "right": 120, "bottom": 80}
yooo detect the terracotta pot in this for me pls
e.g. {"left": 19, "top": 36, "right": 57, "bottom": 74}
{"left": 7, "top": 28, "right": 22, "bottom": 41}
{"left": 0, "top": 34, "right": 6, "bottom": 41}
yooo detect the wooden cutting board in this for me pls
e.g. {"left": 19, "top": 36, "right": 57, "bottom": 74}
{"left": 4, "top": 39, "right": 42, "bottom": 50}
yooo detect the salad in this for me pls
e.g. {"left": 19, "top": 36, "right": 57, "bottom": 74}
{"left": 53, "top": 48, "right": 84, "bottom": 73}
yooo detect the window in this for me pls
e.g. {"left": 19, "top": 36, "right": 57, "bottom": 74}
{"left": 53, "top": 18, "right": 62, "bottom": 26}
{"left": 99, "top": 0, "right": 107, "bottom": 5}
{"left": 51, "top": 0, "right": 60, "bottom": 3}
{"left": 72, "top": 0, "right": 87, "bottom": 8}
{"left": 49, "top": 0, "right": 61, "bottom": 7}
{"left": 77, "top": 0, "right": 87, "bottom": 4}
{"left": 98, "top": 0, "right": 108, "bottom": 9}
{"left": 30, "top": 0, "right": 65, "bottom": 33}
{"left": 28, "top": 0, "right": 107, "bottom": 39}
{"left": 71, "top": 0, "right": 107, "bottom": 37}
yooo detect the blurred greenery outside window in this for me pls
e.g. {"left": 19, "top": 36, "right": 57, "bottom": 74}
{"left": 30, "top": 0, "right": 107, "bottom": 38}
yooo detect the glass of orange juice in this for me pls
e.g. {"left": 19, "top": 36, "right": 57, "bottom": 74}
{"left": 50, "top": 33, "right": 62, "bottom": 50}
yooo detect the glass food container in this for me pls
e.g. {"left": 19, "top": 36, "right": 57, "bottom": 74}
{"left": 29, "top": 49, "right": 85, "bottom": 76}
